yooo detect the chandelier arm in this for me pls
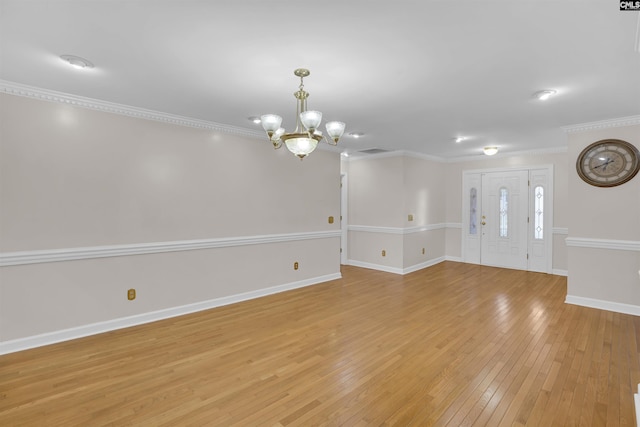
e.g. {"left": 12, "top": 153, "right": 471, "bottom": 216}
{"left": 262, "top": 69, "right": 343, "bottom": 159}
{"left": 325, "top": 136, "right": 338, "bottom": 146}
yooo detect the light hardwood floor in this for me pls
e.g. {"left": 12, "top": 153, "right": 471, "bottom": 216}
{"left": 1, "top": 262, "right": 639, "bottom": 426}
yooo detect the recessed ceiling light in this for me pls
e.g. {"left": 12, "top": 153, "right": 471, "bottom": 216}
{"left": 483, "top": 146, "right": 499, "bottom": 156}
{"left": 533, "top": 89, "right": 557, "bottom": 101}
{"left": 455, "top": 136, "right": 467, "bottom": 143}
{"left": 60, "top": 54, "right": 94, "bottom": 70}
{"left": 247, "top": 116, "right": 261, "bottom": 124}
{"left": 348, "top": 132, "right": 364, "bottom": 139}
{"left": 341, "top": 152, "right": 349, "bottom": 157}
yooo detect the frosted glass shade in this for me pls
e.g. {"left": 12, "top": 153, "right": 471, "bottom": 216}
{"left": 483, "top": 146, "right": 499, "bottom": 156}
{"left": 325, "top": 121, "right": 346, "bottom": 141}
{"left": 300, "top": 111, "right": 322, "bottom": 131}
{"left": 260, "top": 114, "right": 282, "bottom": 133}
{"left": 272, "top": 127, "right": 285, "bottom": 141}
{"left": 284, "top": 137, "right": 318, "bottom": 159}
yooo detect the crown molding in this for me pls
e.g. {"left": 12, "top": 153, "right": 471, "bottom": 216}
{"left": 399, "top": 150, "right": 447, "bottom": 163}
{"left": 0, "top": 80, "right": 265, "bottom": 139}
{"left": 446, "top": 146, "right": 568, "bottom": 163}
{"left": 346, "top": 147, "right": 568, "bottom": 163}
{"left": 346, "top": 149, "right": 446, "bottom": 162}
{"left": 346, "top": 150, "right": 406, "bottom": 162}
{"left": 561, "top": 115, "right": 640, "bottom": 134}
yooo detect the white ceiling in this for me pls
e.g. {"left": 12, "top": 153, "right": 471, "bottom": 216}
{"left": 1, "top": 1, "right": 639, "bottom": 159}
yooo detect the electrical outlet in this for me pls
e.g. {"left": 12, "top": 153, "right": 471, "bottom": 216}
{"left": 408, "top": 214, "right": 414, "bottom": 221}
{"left": 294, "top": 261, "right": 299, "bottom": 270}
{"left": 127, "top": 288, "right": 136, "bottom": 300}
{"left": 422, "top": 248, "right": 425, "bottom": 254}
{"left": 382, "top": 250, "right": 386, "bottom": 257}
{"left": 328, "top": 216, "right": 334, "bottom": 224}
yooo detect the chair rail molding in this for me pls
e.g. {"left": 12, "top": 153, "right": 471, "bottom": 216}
{"left": 348, "top": 223, "right": 459, "bottom": 235}
{"left": 0, "top": 231, "right": 342, "bottom": 267}
{"left": 565, "top": 237, "right": 640, "bottom": 252}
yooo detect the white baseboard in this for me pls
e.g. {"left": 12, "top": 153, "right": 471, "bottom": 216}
{"left": 347, "top": 256, "right": 449, "bottom": 275}
{"left": 402, "top": 256, "right": 447, "bottom": 274}
{"left": 346, "top": 260, "right": 404, "bottom": 275}
{"left": 633, "top": 384, "right": 640, "bottom": 427}
{"left": 0, "top": 272, "right": 341, "bottom": 355}
{"left": 565, "top": 295, "right": 640, "bottom": 316}
{"left": 552, "top": 269, "right": 568, "bottom": 276}
{"left": 635, "top": 384, "right": 640, "bottom": 427}
{"left": 445, "top": 256, "right": 463, "bottom": 263}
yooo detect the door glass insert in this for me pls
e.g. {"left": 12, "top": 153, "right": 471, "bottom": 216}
{"left": 470, "top": 188, "right": 477, "bottom": 235}
{"left": 499, "top": 187, "right": 508, "bottom": 237}
{"left": 534, "top": 186, "right": 544, "bottom": 240}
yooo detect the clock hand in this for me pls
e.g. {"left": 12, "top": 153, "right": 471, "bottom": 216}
{"left": 594, "top": 158, "right": 613, "bottom": 169}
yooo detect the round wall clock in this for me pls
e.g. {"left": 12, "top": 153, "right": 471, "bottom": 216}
{"left": 576, "top": 139, "right": 640, "bottom": 187}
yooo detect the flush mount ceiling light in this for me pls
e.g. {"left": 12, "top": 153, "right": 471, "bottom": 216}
{"left": 533, "top": 89, "right": 557, "bottom": 101}
{"left": 483, "top": 146, "right": 499, "bottom": 156}
{"left": 260, "top": 68, "right": 346, "bottom": 160}
{"left": 60, "top": 54, "right": 94, "bottom": 70}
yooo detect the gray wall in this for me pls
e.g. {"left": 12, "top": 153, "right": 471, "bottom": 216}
{"left": 566, "top": 124, "right": 640, "bottom": 309}
{"left": 0, "top": 93, "right": 341, "bottom": 347}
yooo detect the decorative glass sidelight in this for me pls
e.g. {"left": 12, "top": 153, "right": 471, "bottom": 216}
{"left": 470, "top": 188, "right": 478, "bottom": 234}
{"left": 499, "top": 187, "right": 508, "bottom": 237}
{"left": 534, "top": 186, "right": 544, "bottom": 240}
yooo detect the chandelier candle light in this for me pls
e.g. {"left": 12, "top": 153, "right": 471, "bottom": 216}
{"left": 260, "top": 69, "right": 346, "bottom": 160}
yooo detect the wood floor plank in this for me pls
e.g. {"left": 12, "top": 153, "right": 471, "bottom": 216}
{"left": 1, "top": 263, "right": 639, "bottom": 426}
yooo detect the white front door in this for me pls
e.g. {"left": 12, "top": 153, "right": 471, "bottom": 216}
{"left": 463, "top": 167, "right": 553, "bottom": 272}
{"left": 480, "top": 170, "right": 529, "bottom": 270}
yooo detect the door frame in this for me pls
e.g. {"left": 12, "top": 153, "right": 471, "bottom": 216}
{"left": 340, "top": 173, "right": 348, "bottom": 265}
{"left": 461, "top": 165, "right": 554, "bottom": 273}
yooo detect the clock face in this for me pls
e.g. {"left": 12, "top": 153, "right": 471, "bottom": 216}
{"left": 577, "top": 139, "right": 640, "bottom": 187}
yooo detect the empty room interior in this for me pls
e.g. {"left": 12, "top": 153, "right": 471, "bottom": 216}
{"left": 1, "top": 1, "right": 639, "bottom": 425}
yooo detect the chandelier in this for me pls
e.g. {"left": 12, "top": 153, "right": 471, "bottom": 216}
{"left": 260, "top": 68, "right": 346, "bottom": 160}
